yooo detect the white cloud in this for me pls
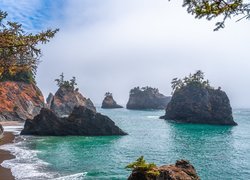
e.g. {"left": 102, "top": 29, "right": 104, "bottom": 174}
{"left": 3, "top": 0, "right": 249, "bottom": 107}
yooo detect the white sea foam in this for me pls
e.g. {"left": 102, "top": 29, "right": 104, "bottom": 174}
{"left": 0, "top": 140, "right": 55, "bottom": 180}
{"left": 0, "top": 126, "right": 87, "bottom": 180}
{"left": 146, "top": 115, "right": 159, "bottom": 119}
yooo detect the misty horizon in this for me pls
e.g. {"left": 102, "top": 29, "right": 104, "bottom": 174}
{"left": 1, "top": 0, "right": 250, "bottom": 108}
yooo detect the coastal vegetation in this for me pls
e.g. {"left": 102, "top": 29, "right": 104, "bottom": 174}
{"left": 126, "top": 156, "right": 160, "bottom": 177}
{"left": 0, "top": 10, "right": 58, "bottom": 84}
{"left": 171, "top": 70, "right": 211, "bottom": 94}
{"left": 184, "top": 0, "right": 250, "bottom": 30}
{"left": 55, "top": 73, "right": 77, "bottom": 90}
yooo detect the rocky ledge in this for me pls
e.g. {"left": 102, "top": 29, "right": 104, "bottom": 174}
{"left": 49, "top": 87, "right": 96, "bottom": 117}
{"left": 0, "top": 81, "right": 44, "bottom": 121}
{"left": 126, "top": 87, "right": 171, "bottom": 110}
{"left": 161, "top": 84, "right": 237, "bottom": 125}
{"left": 128, "top": 159, "right": 200, "bottom": 180}
{"left": 21, "top": 106, "right": 127, "bottom": 136}
{"left": 101, "top": 93, "right": 123, "bottom": 109}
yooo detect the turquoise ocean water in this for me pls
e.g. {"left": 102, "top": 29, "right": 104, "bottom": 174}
{"left": 1, "top": 108, "right": 250, "bottom": 180}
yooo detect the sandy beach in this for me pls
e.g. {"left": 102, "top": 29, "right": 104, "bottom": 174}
{"left": 0, "top": 131, "right": 16, "bottom": 180}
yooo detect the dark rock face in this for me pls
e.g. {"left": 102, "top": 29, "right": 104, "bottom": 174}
{"left": 161, "top": 84, "right": 237, "bottom": 125}
{"left": 126, "top": 87, "right": 171, "bottom": 110}
{"left": 46, "top": 93, "right": 54, "bottom": 108}
{"left": 21, "top": 106, "right": 127, "bottom": 136}
{"left": 0, "top": 81, "right": 44, "bottom": 121}
{"left": 101, "top": 95, "right": 123, "bottom": 109}
{"left": 0, "top": 124, "right": 3, "bottom": 139}
{"left": 128, "top": 160, "right": 200, "bottom": 180}
{"left": 50, "top": 87, "right": 96, "bottom": 117}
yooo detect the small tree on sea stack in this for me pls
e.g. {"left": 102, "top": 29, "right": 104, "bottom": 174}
{"left": 105, "top": 92, "right": 112, "bottom": 97}
{"left": 171, "top": 70, "right": 211, "bottom": 94}
{"left": 0, "top": 10, "right": 59, "bottom": 83}
{"left": 55, "top": 73, "right": 77, "bottom": 90}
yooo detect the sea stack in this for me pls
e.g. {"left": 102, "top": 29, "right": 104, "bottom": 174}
{"left": 50, "top": 86, "right": 96, "bottom": 117}
{"left": 21, "top": 106, "right": 127, "bottom": 136}
{"left": 0, "top": 81, "right": 44, "bottom": 121}
{"left": 161, "top": 71, "right": 237, "bottom": 125}
{"left": 101, "top": 92, "right": 123, "bottom": 109}
{"left": 126, "top": 86, "right": 171, "bottom": 110}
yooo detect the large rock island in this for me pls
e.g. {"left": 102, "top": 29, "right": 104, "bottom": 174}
{"left": 0, "top": 81, "right": 44, "bottom": 121}
{"left": 161, "top": 71, "right": 237, "bottom": 125}
{"left": 126, "top": 87, "right": 171, "bottom": 110}
{"left": 101, "top": 92, "right": 123, "bottom": 109}
{"left": 21, "top": 106, "right": 127, "bottom": 136}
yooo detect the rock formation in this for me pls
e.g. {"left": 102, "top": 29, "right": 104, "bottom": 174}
{"left": 101, "top": 93, "right": 123, "bottom": 109}
{"left": 0, "top": 124, "right": 3, "bottom": 139}
{"left": 21, "top": 106, "right": 127, "bottom": 136}
{"left": 161, "top": 83, "right": 237, "bottom": 125}
{"left": 126, "top": 87, "right": 171, "bottom": 110}
{"left": 46, "top": 92, "right": 54, "bottom": 108}
{"left": 50, "top": 87, "right": 96, "bottom": 117}
{"left": 128, "top": 159, "right": 200, "bottom": 180}
{"left": 0, "top": 81, "right": 44, "bottom": 121}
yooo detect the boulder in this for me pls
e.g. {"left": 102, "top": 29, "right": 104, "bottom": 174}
{"left": 128, "top": 159, "right": 200, "bottom": 180}
{"left": 101, "top": 95, "right": 123, "bottom": 109}
{"left": 0, "top": 81, "right": 44, "bottom": 121}
{"left": 126, "top": 87, "right": 171, "bottom": 110}
{"left": 21, "top": 106, "right": 127, "bottom": 136}
{"left": 161, "top": 84, "right": 237, "bottom": 125}
{"left": 50, "top": 87, "right": 96, "bottom": 117}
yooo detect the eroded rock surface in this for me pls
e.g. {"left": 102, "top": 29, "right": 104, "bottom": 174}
{"left": 0, "top": 81, "right": 44, "bottom": 121}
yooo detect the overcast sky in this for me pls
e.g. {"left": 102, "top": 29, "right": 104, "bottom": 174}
{"left": 1, "top": 0, "right": 250, "bottom": 108}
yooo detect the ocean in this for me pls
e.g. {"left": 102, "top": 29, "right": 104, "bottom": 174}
{"left": 1, "top": 108, "right": 250, "bottom": 180}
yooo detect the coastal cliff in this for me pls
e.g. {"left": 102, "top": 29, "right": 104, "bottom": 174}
{"left": 126, "top": 87, "right": 171, "bottom": 110}
{"left": 161, "top": 71, "right": 237, "bottom": 125}
{"left": 50, "top": 87, "right": 96, "bottom": 117}
{"left": 21, "top": 106, "right": 127, "bottom": 136}
{"left": 101, "top": 93, "right": 123, "bottom": 109}
{"left": 0, "top": 81, "right": 44, "bottom": 121}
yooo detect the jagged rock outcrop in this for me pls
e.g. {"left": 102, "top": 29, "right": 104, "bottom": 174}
{"left": 161, "top": 84, "right": 237, "bottom": 125}
{"left": 0, "top": 81, "right": 44, "bottom": 121}
{"left": 0, "top": 124, "right": 3, "bottom": 139}
{"left": 126, "top": 87, "right": 171, "bottom": 110}
{"left": 101, "top": 94, "right": 123, "bottom": 109}
{"left": 128, "top": 160, "right": 200, "bottom": 180}
{"left": 50, "top": 87, "right": 96, "bottom": 117}
{"left": 21, "top": 106, "right": 127, "bottom": 136}
{"left": 46, "top": 93, "right": 54, "bottom": 108}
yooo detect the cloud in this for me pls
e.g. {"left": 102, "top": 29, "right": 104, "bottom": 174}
{"left": 2, "top": 0, "right": 250, "bottom": 107}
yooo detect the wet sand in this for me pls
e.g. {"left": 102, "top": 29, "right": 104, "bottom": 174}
{"left": 0, "top": 132, "right": 15, "bottom": 180}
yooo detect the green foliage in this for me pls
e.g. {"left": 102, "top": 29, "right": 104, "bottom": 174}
{"left": 126, "top": 156, "right": 160, "bottom": 177}
{"left": 55, "top": 73, "right": 77, "bottom": 90}
{"left": 171, "top": 70, "right": 211, "bottom": 94}
{"left": 0, "top": 10, "right": 59, "bottom": 83}
{"left": 130, "top": 86, "right": 159, "bottom": 95}
{"left": 183, "top": 0, "right": 250, "bottom": 30}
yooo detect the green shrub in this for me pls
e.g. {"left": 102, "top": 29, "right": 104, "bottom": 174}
{"left": 126, "top": 156, "right": 160, "bottom": 177}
